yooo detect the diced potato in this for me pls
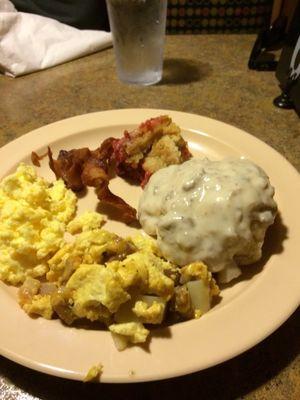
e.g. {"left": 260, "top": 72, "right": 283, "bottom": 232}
{"left": 111, "top": 332, "right": 129, "bottom": 351}
{"left": 187, "top": 280, "right": 210, "bottom": 314}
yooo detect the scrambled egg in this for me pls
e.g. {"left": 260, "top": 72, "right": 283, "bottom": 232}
{"left": 0, "top": 163, "right": 220, "bottom": 352}
{"left": 66, "top": 264, "right": 130, "bottom": 318}
{"left": 0, "top": 164, "right": 77, "bottom": 285}
{"left": 109, "top": 322, "right": 149, "bottom": 344}
{"left": 67, "top": 211, "right": 106, "bottom": 234}
{"left": 132, "top": 299, "right": 165, "bottom": 324}
{"left": 46, "top": 228, "right": 134, "bottom": 284}
{"left": 108, "top": 251, "right": 175, "bottom": 299}
{"left": 83, "top": 364, "right": 103, "bottom": 382}
{"left": 23, "top": 294, "right": 53, "bottom": 320}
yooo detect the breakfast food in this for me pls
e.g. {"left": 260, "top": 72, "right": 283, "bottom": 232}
{"left": 0, "top": 116, "right": 278, "bottom": 356}
{"left": 40, "top": 115, "right": 191, "bottom": 224}
{"left": 18, "top": 223, "right": 219, "bottom": 349}
{"left": 84, "top": 364, "right": 103, "bottom": 382}
{"left": 47, "top": 139, "right": 137, "bottom": 224}
{"left": 0, "top": 164, "right": 77, "bottom": 285}
{"left": 113, "top": 115, "right": 192, "bottom": 187}
{"left": 138, "top": 158, "right": 277, "bottom": 283}
{"left": 0, "top": 163, "right": 219, "bottom": 350}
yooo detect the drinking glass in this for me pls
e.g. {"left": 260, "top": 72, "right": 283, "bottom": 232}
{"left": 106, "top": 0, "right": 168, "bottom": 85}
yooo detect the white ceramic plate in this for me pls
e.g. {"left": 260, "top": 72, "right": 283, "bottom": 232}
{"left": 0, "top": 109, "right": 299, "bottom": 383}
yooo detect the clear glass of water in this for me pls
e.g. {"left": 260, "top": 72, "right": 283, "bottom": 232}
{"left": 106, "top": 0, "right": 168, "bottom": 86}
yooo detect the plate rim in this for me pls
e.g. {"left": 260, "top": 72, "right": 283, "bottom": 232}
{"left": 0, "top": 108, "right": 299, "bottom": 383}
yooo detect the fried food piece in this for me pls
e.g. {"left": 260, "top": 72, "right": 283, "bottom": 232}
{"left": 95, "top": 182, "right": 137, "bottom": 224}
{"left": 31, "top": 150, "right": 48, "bottom": 167}
{"left": 48, "top": 140, "right": 137, "bottom": 224}
{"left": 113, "top": 115, "right": 192, "bottom": 187}
{"left": 48, "top": 146, "right": 91, "bottom": 192}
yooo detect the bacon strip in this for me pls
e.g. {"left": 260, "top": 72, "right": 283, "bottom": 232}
{"left": 48, "top": 146, "right": 90, "bottom": 191}
{"left": 81, "top": 140, "right": 137, "bottom": 223}
{"left": 47, "top": 139, "right": 137, "bottom": 224}
{"left": 31, "top": 150, "right": 48, "bottom": 167}
{"left": 95, "top": 182, "right": 137, "bottom": 224}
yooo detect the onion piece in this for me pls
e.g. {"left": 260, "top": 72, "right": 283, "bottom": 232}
{"left": 186, "top": 280, "right": 210, "bottom": 314}
{"left": 111, "top": 332, "right": 128, "bottom": 351}
{"left": 18, "top": 277, "right": 40, "bottom": 305}
{"left": 136, "top": 295, "right": 165, "bottom": 306}
{"left": 40, "top": 282, "right": 57, "bottom": 295}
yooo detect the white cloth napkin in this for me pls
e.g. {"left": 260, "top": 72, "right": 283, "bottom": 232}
{"left": 0, "top": 0, "right": 112, "bottom": 77}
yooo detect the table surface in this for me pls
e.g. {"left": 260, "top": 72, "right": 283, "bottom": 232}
{"left": 0, "top": 34, "right": 299, "bottom": 400}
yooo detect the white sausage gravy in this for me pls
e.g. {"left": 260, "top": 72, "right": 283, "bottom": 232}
{"left": 138, "top": 158, "right": 277, "bottom": 283}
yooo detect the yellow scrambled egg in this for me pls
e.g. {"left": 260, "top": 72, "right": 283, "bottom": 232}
{"left": 27, "top": 227, "right": 218, "bottom": 349}
{"left": 83, "top": 364, "right": 103, "bottom": 382}
{"left": 0, "top": 164, "right": 77, "bottom": 285}
{"left": 0, "top": 163, "right": 220, "bottom": 352}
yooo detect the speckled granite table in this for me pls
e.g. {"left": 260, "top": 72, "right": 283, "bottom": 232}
{"left": 0, "top": 35, "right": 299, "bottom": 400}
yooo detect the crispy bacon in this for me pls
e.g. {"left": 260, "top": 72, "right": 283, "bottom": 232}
{"left": 95, "top": 182, "right": 137, "bottom": 224}
{"left": 48, "top": 146, "right": 90, "bottom": 191}
{"left": 81, "top": 138, "right": 115, "bottom": 187}
{"left": 47, "top": 139, "right": 137, "bottom": 224}
{"left": 31, "top": 150, "right": 48, "bottom": 167}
